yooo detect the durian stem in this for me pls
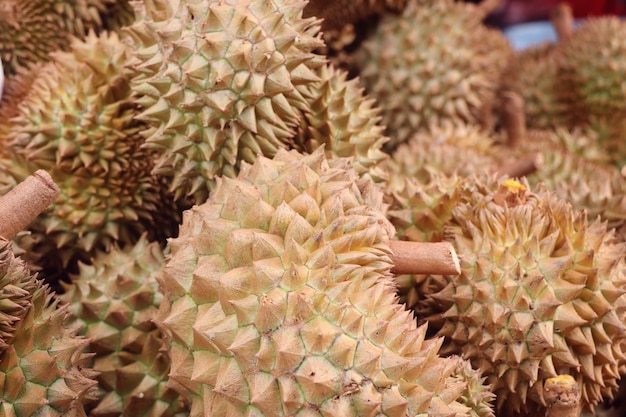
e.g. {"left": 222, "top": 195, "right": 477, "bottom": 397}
{"left": 389, "top": 241, "right": 461, "bottom": 276}
{"left": 496, "top": 152, "right": 543, "bottom": 178}
{"left": 551, "top": 3, "right": 574, "bottom": 42}
{"left": 501, "top": 91, "right": 526, "bottom": 148}
{"left": 544, "top": 375, "right": 581, "bottom": 417}
{"left": 0, "top": 170, "right": 60, "bottom": 240}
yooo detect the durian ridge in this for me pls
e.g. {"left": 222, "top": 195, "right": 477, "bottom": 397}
{"left": 155, "top": 148, "right": 485, "bottom": 417}
{"left": 126, "top": 0, "right": 326, "bottom": 202}
{"left": 424, "top": 176, "right": 626, "bottom": 415}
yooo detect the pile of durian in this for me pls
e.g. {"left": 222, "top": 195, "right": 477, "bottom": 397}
{"left": 1, "top": 0, "right": 626, "bottom": 416}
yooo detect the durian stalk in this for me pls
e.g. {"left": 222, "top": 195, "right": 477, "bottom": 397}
{"left": 389, "top": 240, "right": 461, "bottom": 275}
{"left": 0, "top": 170, "right": 59, "bottom": 240}
{"left": 496, "top": 152, "right": 544, "bottom": 178}
{"left": 544, "top": 375, "right": 581, "bottom": 417}
{"left": 551, "top": 3, "right": 574, "bottom": 42}
{"left": 501, "top": 90, "right": 526, "bottom": 148}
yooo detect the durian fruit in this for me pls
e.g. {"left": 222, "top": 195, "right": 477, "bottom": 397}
{"left": 155, "top": 147, "right": 491, "bottom": 417}
{"left": 0, "top": 63, "right": 43, "bottom": 155}
{"left": 498, "top": 96, "right": 626, "bottom": 232}
{"left": 425, "top": 177, "right": 626, "bottom": 415}
{"left": 60, "top": 235, "right": 188, "bottom": 417}
{"left": 558, "top": 15, "right": 626, "bottom": 127}
{"left": 126, "top": 0, "right": 326, "bottom": 203}
{"left": 86, "top": 0, "right": 135, "bottom": 32}
{"left": 0, "top": 237, "right": 39, "bottom": 353}
{"left": 0, "top": 238, "right": 98, "bottom": 417}
{"left": 303, "top": 0, "right": 406, "bottom": 31}
{"left": 383, "top": 124, "right": 500, "bottom": 189}
{"left": 3, "top": 30, "right": 179, "bottom": 272}
{"left": 501, "top": 43, "right": 567, "bottom": 130}
{"left": 354, "top": 0, "right": 513, "bottom": 147}
{"left": 386, "top": 174, "right": 471, "bottom": 315}
{"left": 295, "top": 64, "right": 389, "bottom": 183}
{"left": 0, "top": 0, "right": 101, "bottom": 77}
{"left": 448, "top": 355, "right": 496, "bottom": 417}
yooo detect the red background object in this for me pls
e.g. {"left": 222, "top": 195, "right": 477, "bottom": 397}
{"left": 489, "top": 0, "right": 626, "bottom": 27}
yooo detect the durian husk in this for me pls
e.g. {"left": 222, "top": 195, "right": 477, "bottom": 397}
{"left": 295, "top": 64, "right": 389, "bottom": 183}
{"left": 0, "top": 238, "right": 39, "bottom": 353}
{"left": 303, "top": 0, "right": 406, "bottom": 31}
{"left": 125, "top": 0, "right": 326, "bottom": 203}
{"left": 557, "top": 16, "right": 626, "bottom": 127}
{"left": 501, "top": 42, "right": 568, "bottom": 130}
{"left": 354, "top": 0, "right": 512, "bottom": 147}
{"left": 426, "top": 176, "right": 626, "bottom": 415}
{"left": 85, "top": 0, "right": 135, "bottom": 32}
{"left": 4, "top": 31, "right": 179, "bottom": 272}
{"left": 155, "top": 148, "right": 490, "bottom": 417}
{"left": 0, "top": 0, "right": 102, "bottom": 77}
{"left": 383, "top": 123, "right": 500, "bottom": 190}
{"left": 503, "top": 127, "right": 626, "bottom": 232}
{"left": 0, "top": 238, "right": 99, "bottom": 417}
{"left": 61, "top": 236, "right": 188, "bottom": 417}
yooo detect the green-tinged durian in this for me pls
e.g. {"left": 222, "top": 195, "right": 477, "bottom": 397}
{"left": 0, "top": 0, "right": 101, "bottom": 77}
{"left": 4, "top": 31, "right": 179, "bottom": 272}
{"left": 502, "top": 42, "right": 567, "bottom": 130}
{"left": 354, "top": 0, "right": 512, "bottom": 147}
{"left": 558, "top": 16, "right": 626, "bottom": 126}
{"left": 383, "top": 124, "right": 500, "bottom": 189}
{"left": 60, "top": 235, "right": 188, "bottom": 417}
{"left": 295, "top": 64, "right": 389, "bottom": 183}
{"left": 155, "top": 147, "right": 489, "bottom": 417}
{"left": 0, "top": 239, "right": 98, "bottom": 417}
{"left": 504, "top": 127, "right": 626, "bottom": 231}
{"left": 425, "top": 177, "right": 626, "bottom": 415}
{"left": 303, "top": 0, "right": 406, "bottom": 31}
{"left": 126, "top": 0, "right": 325, "bottom": 203}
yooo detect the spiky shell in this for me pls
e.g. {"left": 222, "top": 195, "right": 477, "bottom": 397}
{"left": 447, "top": 356, "right": 496, "bottom": 417}
{"left": 502, "top": 42, "right": 567, "bottom": 130}
{"left": 295, "top": 64, "right": 389, "bottom": 183}
{"left": 428, "top": 177, "right": 626, "bottom": 415}
{"left": 506, "top": 128, "right": 626, "bottom": 231}
{"left": 126, "top": 0, "right": 325, "bottom": 202}
{"left": 558, "top": 16, "right": 626, "bottom": 125}
{"left": 155, "top": 148, "right": 485, "bottom": 417}
{"left": 4, "top": 31, "right": 178, "bottom": 271}
{"left": 0, "top": 64, "right": 43, "bottom": 141}
{"left": 354, "top": 0, "right": 511, "bottom": 146}
{"left": 0, "top": 240, "right": 98, "bottom": 417}
{"left": 61, "top": 236, "right": 188, "bottom": 417}
{"left": 303, "top": 0, "right": 406, "bottom": 31}
{"left": 0, "top": 239, "right": 39, "bottom": 353}
{"left": 386, "top": 174, "right": 477, "bottom": 320}
{"left": 0, "top": 0, "right": 100, "bottom": 76}
{"left": 384, "top": 123, "right": 499, "bottom": 190}
{"left": 85, "top": 0, "right": 135, "bottom": 32}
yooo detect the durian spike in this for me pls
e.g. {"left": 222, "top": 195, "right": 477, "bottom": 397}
{"left": 501, "top": 90, "right": 527, "bottom": 148}
{"left": 389, "top": 240, "right": 461, "bottom": 275}
{"left": 543, "top": 375, "right": 581, "bottom": 417}
{"left": 551, "top": 3, "right": 575, "bottom": 42}
{"left": 496, "top": 152, "right": 544, "bottom": 178}
{"left": 0, "top": 170, "right": 59, "bottom": 240}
